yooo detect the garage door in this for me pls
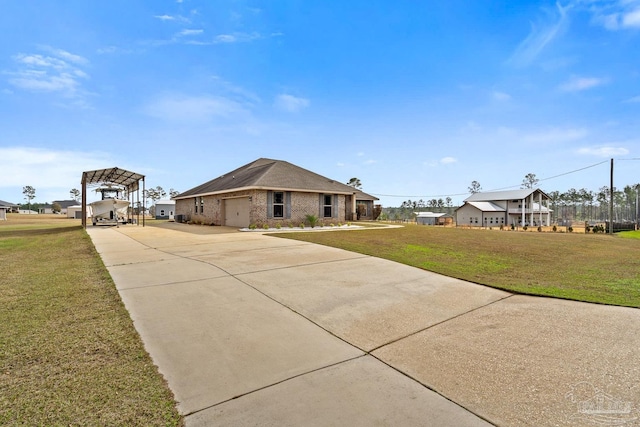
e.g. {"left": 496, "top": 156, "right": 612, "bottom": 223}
{"left": 224, "top": 197, "right": 250, "bottom": 228}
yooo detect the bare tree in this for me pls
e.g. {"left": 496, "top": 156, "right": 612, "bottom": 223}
{"left": 70, "top": 188, "right": 81, "bottom": 202}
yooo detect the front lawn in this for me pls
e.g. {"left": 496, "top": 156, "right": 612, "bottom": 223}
{"left": 0, "top": 215, "right": 182, "bottom": 425}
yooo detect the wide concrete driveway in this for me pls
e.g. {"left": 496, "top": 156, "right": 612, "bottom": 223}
{"left": 87, "top": 223, "right": 640, "bottom": 426}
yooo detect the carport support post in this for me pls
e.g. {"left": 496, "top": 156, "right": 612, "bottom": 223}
{"left": 81, "top": 173, "right": 87, "bottom": 228}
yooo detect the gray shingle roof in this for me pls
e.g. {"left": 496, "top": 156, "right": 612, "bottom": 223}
{"left": 0, "top": 200, "right": 18, "bottom": 208}
{"left": 464, "top": 188, "right": 549, "bottom": 202}
{"left": 176, "top": 158, "right": 378, "bottom": 200}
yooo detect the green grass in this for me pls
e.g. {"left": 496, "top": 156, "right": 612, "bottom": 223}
{"left": 619, "top": 230, "right": 640, "bottom": 239}
{"left": 0, "top": 215, "right": 182, "bottom": 426}
{"left": 273, "top": 224, "right": 640, "bottom": 308}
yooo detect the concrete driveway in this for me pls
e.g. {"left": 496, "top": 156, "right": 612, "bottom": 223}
{"left": 87, "top": 223, "right": 640, "bottom": 427}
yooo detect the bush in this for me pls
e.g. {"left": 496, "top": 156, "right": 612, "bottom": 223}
{"left": 568, "top": 226, "right": 573, "bottom": 233}
{"left": 523, "top": 225, "right": 528, "bottom": 231}
{"left": 305, "top": 214, "right": 319, "bottom": 228}
{"left": 537, "top": 226, "right": 542, "bottom": 232}
{"left": 510, "top": 224, "right": 515, "bottom": 230}
{"left": 275, "top": 223, "right": 281, "bottom": 229}
{"left": 299, "top": 223, "right": 305, "bottom": 229}
{"left": 553, "top": 225, "right": 557, "bottom": 232}
{"left": 249, "top": 224, "right": 257, "bottom": 230}
{"left": 263, "top": 223, "right": 270, "bottom": 230}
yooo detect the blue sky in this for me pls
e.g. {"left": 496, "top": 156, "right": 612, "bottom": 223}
{"left": 1, "top": 0, "right": 639, "bottom": 206}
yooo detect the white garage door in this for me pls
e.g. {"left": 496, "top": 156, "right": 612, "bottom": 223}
{"left": 224, "top": 197, "right": 250, "bottom": 228}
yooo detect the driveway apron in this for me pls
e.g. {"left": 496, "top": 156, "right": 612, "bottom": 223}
{"left": 87, "top": 224, "right": 640, "bottom": 427}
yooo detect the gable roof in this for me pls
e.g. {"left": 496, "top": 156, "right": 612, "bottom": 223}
{"left": 52, "top": 200, "right": 80, "bottom": 209}
{"left": 464, "top": 188, "right": 549, "bottom": 202}
{"left": 464, "top": 201, "right": 506, "bottom": 212}
{"left": 175, "top": 158, "right": 379, "bottom": 200}
{"left": 0, "top": 200, "right": 18, "bottom": 208}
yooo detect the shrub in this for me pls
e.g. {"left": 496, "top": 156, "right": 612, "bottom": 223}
{"left": 500, "top": 224, "right": 504, "bottom": 231}
{"left": 523, "top": 225, "right": 528, "bottom": 231}
{"left": 263, "top": 223, "right": 270, "bottom": 230}
{"left": 510, "top": 224, "right": 515, "bottom": 230}
{"left": 537, "top": 226, "right": 542, "bottom": 232}
{"left": 299, "top": 223, "right": 305, "bottom": 229}
{"left": 553, "top": 225, "right": 557, "bottom": 232}
{"left": 305, "top": 214, "right": 319, "bottom": 228}
{"left": 568, "top": 226, "right": 573, "bottom": 233}
{"left": 249, "top": 224, "right": 257, "bottom": 230}
{"left": 275, "top": 223, "right": 281, "bottom": 229}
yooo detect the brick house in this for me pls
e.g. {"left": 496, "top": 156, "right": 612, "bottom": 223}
{"left": 173, "top": 158, "right": 379, "bottom": 228}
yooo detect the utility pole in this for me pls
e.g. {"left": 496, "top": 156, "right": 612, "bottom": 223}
{"left": 609, "top": 158, "right": 614, "bottom": 235}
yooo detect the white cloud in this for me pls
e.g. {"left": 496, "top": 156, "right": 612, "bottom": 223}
{"left": 623, "top": 8, "right": 640, "bottom": 26}
{"left": 440, "top": 157, "right": 458, "bottom": 164}
{"left": 154, "top": 14, "right": 176, "bottom": 21}
{"left": 577, "top": 145, "right": 630, "bottom": 157}
{"left": 363, "top": 159, "right": 377, "bottom": 165}
{"left": 274, "top": 94, "right": 309, "bottom": 113}
{"left": 0, "top": 146, "right": 113, "bottom": 191}
{"left": 493, "top": 91, "right": 511, "bottom": 101}
{"left": 508, "top": 2, "right": 570, "bottom": 67}
{"left": 624, "top": 95, "right": 640, "bottom": 103}
{"left": 559, "top": 76, "right": 607, "bottom": 92}
{"left": 213, "top": 32, "right": 261, "bottom": 44}
{"left": 7, "top": 48, "right": 90, "bottom": 103}
{"left": 144, "top": 94, "right": 250, "bottom": 122}
{"left": 178, "top": 29, "right": 203, "bottom": 37}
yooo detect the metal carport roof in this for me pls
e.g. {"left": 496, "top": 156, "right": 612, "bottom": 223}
{"left": 81, "top": 167, "right": 146, "bottom": 228}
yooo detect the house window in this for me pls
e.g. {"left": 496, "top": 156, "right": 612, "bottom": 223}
{"left": 160, "top": 209, "right": 165, "bottom": 216}
{"left": 273, "top": 192, "right": 284, "bottom": 218}
{"left": 323, "top": 194, "right": 332, "bottom": 217}
{"left": 199, "top": 197, "right": 204, "bottom": 214}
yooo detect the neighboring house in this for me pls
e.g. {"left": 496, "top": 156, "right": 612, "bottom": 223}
{"left": 155, "top": 200, "right": 176, "bottom": 220}
{"left": 41, "top": 200, "right": 79, "bottom": 215}
{"left": 455, "top": 189, "right": 552, "bottom": 227}
{"left": 0, "top": 199, "right": 19, "bottom": 220}
{"left": 174, "top": 158, "right": 380, "bottom": 228}
{"left": 415, "top": 212, "right": 454, "bottom": 226}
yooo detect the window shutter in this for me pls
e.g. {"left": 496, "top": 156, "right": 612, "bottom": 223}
{"left": 333, "top": 194, "right": 338, "bottom": 218}
{"left": 267, "top": 191, "right": 273, "bottom": 219}
{"left": 285, "top": 192, "right": 291, "bottom": 219}
{"left": 319, "top": 194, "right": 323, "bottom": 216}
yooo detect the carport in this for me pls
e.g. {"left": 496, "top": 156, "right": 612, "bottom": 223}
{"left": 81, "top": 167, "right": 145, "bottom": 229}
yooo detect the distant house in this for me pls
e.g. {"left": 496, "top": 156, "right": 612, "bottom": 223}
{"left": 155, "top": 200, "right": 176, "bottom": 220}
{"left": 415, "top": 212, "right": 454, "bottom": 226}
{"left": 41, "top": 200, "right": 79, "bottom": 215}
{"left": 174, "top": 158, "right": 380, "bottom": 228}
{"left": 455, "top": 189, "right": 552, "bottom": 227}
{"left": 0, "top": 199, "right": 18, "bottom": 220}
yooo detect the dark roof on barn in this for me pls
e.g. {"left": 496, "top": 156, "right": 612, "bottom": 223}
{"left": 175, "top": 158, "right": 379, "bottom": 200}
{"left": 53, "top": 200, "right": 80, "bottom": 208}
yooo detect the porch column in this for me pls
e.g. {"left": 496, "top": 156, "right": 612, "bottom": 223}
{"left": 539, "top": 192, "right": 543, "bottom": 226}
{"left": 530, "top": 193, "right": 534, "bottom": 226}
{"left": 351, "top": 193, "right": 357, "bottom": 221}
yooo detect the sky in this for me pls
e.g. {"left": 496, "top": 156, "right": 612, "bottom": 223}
{"left": 1, "top": 0, "right": 639, "bottom": 207}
